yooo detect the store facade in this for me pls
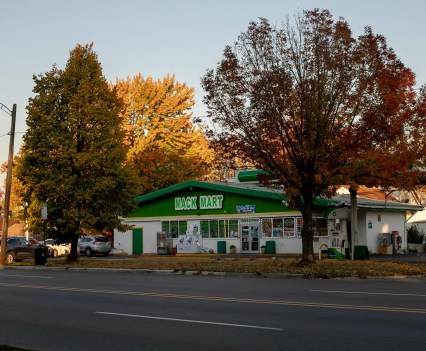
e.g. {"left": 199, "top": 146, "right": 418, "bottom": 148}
{"left": 114, "top": 179, "right": 422, "bottom": 256}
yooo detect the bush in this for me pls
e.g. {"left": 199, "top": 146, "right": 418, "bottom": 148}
{"left": 407, "top": 226, "right": 425, "bottom": 244}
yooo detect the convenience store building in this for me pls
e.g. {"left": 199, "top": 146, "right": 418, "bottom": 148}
{"left": 114, "top": 173, "right": 422, "bottom": 256}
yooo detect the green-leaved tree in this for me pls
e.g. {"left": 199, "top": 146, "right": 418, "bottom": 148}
{"left": 17, "top": 43, "right": 139, "bottom": 261}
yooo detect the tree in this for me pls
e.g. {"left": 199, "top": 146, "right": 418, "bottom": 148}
{"left": 115, "top": 74, "right": 215, "bottom": 194}
{"left": 17, "top": 43, "right": 138, "bottom": 261}
{"left": 1, "top": 157, "right": 26, "bottom": 221}
{"left": 202, "top": 9, "right": 426, "bottom": 262}
{"left": 206, "top": 138, "right": 255, "bottom": 182}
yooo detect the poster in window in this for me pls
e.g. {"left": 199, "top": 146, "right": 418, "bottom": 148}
{"left": 284, "top": 217, "right": 295, "bottom": 236}
{"left": 296, "top": 217, "right": 303, "bottom": 236}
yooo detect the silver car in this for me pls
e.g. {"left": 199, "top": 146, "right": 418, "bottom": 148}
{"left": 78, "top": 235, "right": 112, "bottom": 257}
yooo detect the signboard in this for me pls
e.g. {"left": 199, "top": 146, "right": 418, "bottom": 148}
{"left": 175, "top": 195, "right": 224, "bottom": 211}
{"left": 236, "top": 204, "right": 256, "bottom": 214}
{"left": 41, "top": 203, "right": 47, "bottom": 220}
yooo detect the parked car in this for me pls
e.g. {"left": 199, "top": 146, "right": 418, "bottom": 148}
{"left": 42, "top": 238, "right": 70, "bottom": 257}
{"left": 0, "top": 236, "right": 41, "bottom": 263}
{"left": 25, "top": 236, "right": 41, "bottom": 245}
{"left": 78, "top": 235, "right": 112, "bottom": 257}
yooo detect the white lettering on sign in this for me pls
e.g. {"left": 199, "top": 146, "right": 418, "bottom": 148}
{"left": 174, "top": 195, "right": 224, "bottom": 211}
{"left": 175, "top": 197, "right": 198, "bottom": 210}
{"left": 199, "top": 195, "right": 223, "bottom": 209}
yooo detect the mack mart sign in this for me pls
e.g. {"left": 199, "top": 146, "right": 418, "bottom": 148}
{"left": 175, "top": 195, "right": 224, "bottom": 211}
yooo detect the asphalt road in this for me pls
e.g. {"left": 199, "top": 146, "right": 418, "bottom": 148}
{"left": 0, "top": 268, "right": 425, "bottom": 351}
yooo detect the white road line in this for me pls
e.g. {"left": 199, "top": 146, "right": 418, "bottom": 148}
{"left": 0, "top": 273, "right": 52, "bottom": 279}
{"left": 310, "top": 290, "right": 426, "bottom": 297}
{"left": 96, "top": 311, "right": 282, "bottom": 331}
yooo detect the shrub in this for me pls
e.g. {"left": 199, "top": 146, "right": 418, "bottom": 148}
{"left": 407, "top": 226, "right": 425, "bottom": 244}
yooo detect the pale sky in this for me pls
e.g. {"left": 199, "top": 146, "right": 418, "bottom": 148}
{"left": 1, "top": 0, "right": 425, "bottom": 184}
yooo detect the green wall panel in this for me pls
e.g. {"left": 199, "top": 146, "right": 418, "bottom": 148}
{"left": 129, "top": 188, "right": 295, "bottom": 218}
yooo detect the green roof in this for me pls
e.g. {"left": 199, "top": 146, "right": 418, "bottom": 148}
{"left": 134, "top": 180, "right": 343, "bottom": 208}
{"left": 134, "top": 180, "right": 287, "bottom": 203}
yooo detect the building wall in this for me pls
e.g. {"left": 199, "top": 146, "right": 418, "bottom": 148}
{"left": 114, "top": 220, "right": 162, "bottom": 254}
{"left": 114, "top": 229, "right": 132, "bottom": 254}
{"left": 115, "top": 182, "right": 411, "bottom": 256}
{"left": 115, "top": 211, "right": 408, "bottom": 255}
{"left": 115, "top": 218, "right": 333, "bottom": 255}
{"left": 365, "top": 211, "right": 406, "bottom": 253}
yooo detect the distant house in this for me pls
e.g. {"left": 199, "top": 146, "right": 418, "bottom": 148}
{"left": 407, "top": 210, "right": 426, "bottom": 234}
{"left": 114, "top": 172, "right": 422, "bottom": 257}
{"left": 0, "top": 220, "right": 25, "bottom": 236}
{"left": 336, "top": 185, "right": 398, "bottom": 201}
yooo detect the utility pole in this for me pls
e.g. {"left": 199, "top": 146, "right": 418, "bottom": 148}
{"left": 0, "top": 103, "right": 16, "bottom": 265}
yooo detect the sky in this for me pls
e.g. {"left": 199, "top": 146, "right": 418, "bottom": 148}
{"left": 1, "top": 0, "right": 426, "bottom": 184}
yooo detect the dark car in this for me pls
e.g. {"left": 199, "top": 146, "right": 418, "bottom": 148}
{"left": 0, "top": 237, "right": 41, "bottom": 263}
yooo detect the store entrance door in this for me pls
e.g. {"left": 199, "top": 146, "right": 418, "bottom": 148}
{"left": 241, "top": 222, "right": 259, "bottom": 252}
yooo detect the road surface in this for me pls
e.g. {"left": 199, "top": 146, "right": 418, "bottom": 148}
{"left": 0, "top": 268, "right": 425, "bottom": 351}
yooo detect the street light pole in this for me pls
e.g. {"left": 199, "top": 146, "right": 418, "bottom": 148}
{"left": 0, "top": 103, "right": 17, "bottom": 265}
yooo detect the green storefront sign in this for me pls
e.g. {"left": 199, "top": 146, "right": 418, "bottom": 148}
{"left": 175, "top": 195, "right": 224, "bottom": 211}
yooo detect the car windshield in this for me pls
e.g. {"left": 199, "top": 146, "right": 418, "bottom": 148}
{"left": 18, "top": 238, "right": 29, "bottom": 245}
{"left": 95, "top": 236, "right": 108, "bottom": 242}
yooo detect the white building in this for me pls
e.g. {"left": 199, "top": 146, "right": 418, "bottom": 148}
{"left": 114, "top": 173, "right": 422, "bottom": 258}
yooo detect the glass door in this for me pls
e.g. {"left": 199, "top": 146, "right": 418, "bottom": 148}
{"left": 240, "top": 220, "right": 259, "bottom": 252}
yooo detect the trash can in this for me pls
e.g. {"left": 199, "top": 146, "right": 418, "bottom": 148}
{"left": 345, "top": 248, "right": 351, "bottom": 259}
{"left": 265, "top": 241, "right": 276, "bottom": 254}
{"left": 217, "top": 241, "right": 226, "bottom": 254}
{"left": 34, "top": 246, "right": 47, "bottom": 265}
{"left": 354, "top": 245, "right": 369, "bottom": 260}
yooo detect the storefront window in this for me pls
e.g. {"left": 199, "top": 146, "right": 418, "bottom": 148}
{"left": 210, "top": 220, "right": 219, "bottom": 238}
{"left": 272, "top": 218, "right": 284, "bottom": 237}
{"left": 313, "top": 218, "right": 328, "bottom": 237}
{"left": 261, "top": 217, "right": 302, "bottom": 238}
{"left": 200, "top": 219, "right": 240, "bottom": 238}
{"left": 161, "top": 220, "right": 187, "bottom": 238}
{"left": 284, "top": 217, "right": 295, "bottom": 237}
{"left": 200, "top": 220, "right": 210, "bottom": 238}
{"left": 229, "top": 220, "right": 239, "bottom": 238}
{"left": 178, "top": 221, "right": 187, "bottom": 235}
{"left": 262, "top": 219, "right": 272, "bottom": 238}
{"left": 218, "top": 220, "right": 227, "bottom": 238}
{"left": 296, "top": 217, "right": 303, "bottom": 237}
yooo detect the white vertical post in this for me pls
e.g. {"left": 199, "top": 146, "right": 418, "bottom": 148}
{"left": 350, "top": 188, "right": 358, "bottom": 260}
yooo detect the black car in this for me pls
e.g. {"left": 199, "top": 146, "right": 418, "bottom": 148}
{"left": 0, "top": 237, "right": 41, "bottom": 263}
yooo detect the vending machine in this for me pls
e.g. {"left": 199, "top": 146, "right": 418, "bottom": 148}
{"left": 378, "top": 233, "right": 392, "bottom": 255}
{"left": 327, "top": 218, "right": 349, "bottom": 259}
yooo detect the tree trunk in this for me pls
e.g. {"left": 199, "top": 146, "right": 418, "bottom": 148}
{"left": 66, "top": 232, "right": 80, "bottom": 263}
{"left": 300, "top": 200, "right": 316, "bottom": 263}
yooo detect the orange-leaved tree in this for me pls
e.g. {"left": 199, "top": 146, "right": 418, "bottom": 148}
{"left": 202, "top": 9, "right": 426, "bottom": 262}
{"left": 115, "top": 74, "right": 215, "bottom": 194}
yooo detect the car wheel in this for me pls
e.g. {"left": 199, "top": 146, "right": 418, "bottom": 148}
{"left": 85, "top": 248, "right": 92, "bottom": 257}
{"left": 5, "top": 252, "right": 15, "bottom": 264}
{"left": 53, "top": 249, "right": 58, "bottom": 257}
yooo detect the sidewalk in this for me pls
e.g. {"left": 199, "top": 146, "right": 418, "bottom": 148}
{"left": 162, "top": 252, "right": 426, "bottom": 263}
{"left": 369, "top": 252, "right": 426, "bottom": 263}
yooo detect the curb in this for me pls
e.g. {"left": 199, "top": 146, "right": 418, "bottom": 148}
{"left": 0, "top": 265, "right": 305, "bottom": 278}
